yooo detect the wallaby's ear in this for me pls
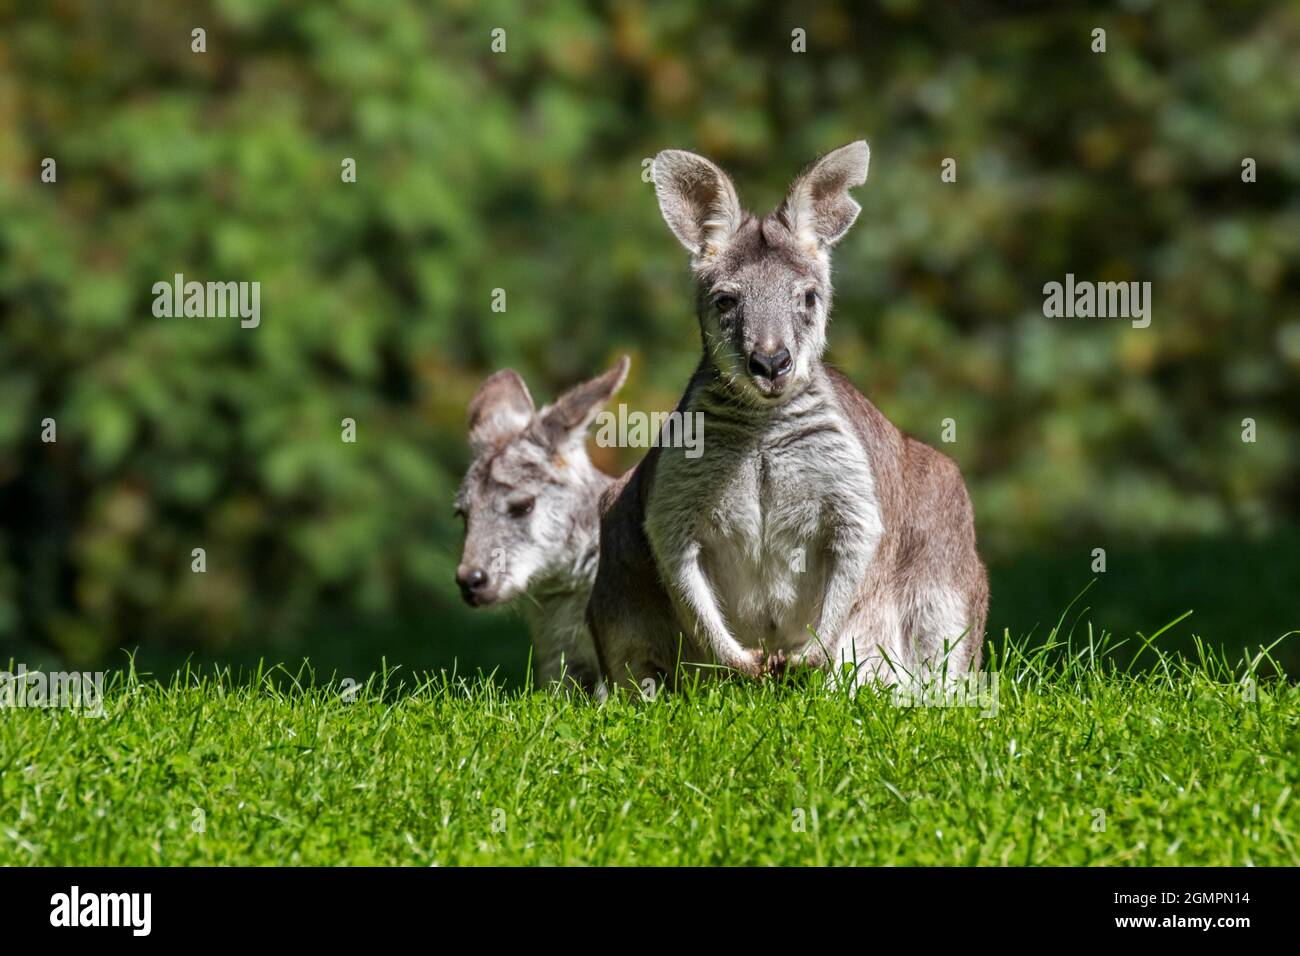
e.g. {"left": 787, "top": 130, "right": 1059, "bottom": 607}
{"left": 652, "top": 150, "right": 743, "bottom": 260}
{"left": 780, "top": 140, "right": 870, "bottom": 251}
{"left": 539, "top": 355, "right": 631, "bottom": 451}
{"left": 468, "top": 369, "right": 535, "bottom": 454}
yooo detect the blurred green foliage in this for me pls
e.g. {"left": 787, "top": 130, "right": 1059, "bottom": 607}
{"left": 1, "top": 1, "right": 1297, "bottom": 671}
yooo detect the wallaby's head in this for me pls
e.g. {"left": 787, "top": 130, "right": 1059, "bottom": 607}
{"left": 454, "top": 357, "right": 629, "bottom": 607}
{"left": 651, "top": 141, "right": 869, "bottom": 404}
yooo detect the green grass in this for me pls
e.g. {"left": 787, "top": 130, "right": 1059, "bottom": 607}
{"left": 2, "top": 616, "right": 1297, "bottom": 866}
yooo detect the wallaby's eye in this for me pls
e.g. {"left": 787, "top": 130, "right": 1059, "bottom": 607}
{"left": 507, "top": 497, "right": 535, "bottom": 519}
{"left": 804, "top": 289, "right": 818, "bottom": 309}
{"left": 714, "top": 293, "right": 738, "bottom": 313}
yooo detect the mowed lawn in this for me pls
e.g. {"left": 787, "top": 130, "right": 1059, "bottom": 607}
{"left": 2, "top": 629, "right": 1297, "bottom": 866}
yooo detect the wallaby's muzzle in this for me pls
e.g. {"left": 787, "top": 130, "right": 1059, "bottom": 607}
{"left": 747, "top": 344, "right": 793, "bottom": 393}
{"left": 456, "top": 565, "right": 496, "bottom": 606}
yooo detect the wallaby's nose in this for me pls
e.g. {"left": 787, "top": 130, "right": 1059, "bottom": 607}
{"left": 747, "top": 346, "right": 793, "bottom": 384}
{"left": 456, "top": 566, "right": 490, "bottom": 605}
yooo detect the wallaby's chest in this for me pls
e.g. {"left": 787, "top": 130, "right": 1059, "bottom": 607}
{"left": 646, "top": 400, "right": 878, "bottom": 650}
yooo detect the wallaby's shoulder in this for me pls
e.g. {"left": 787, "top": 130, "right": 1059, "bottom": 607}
{"left": 597, "top": 458, "right": 646, "bottom": 525}
{"left": 824, "top": 365, "right": 905, "bottom": 460}
{"left": 598, "top": 438, "right": 666, "bottom": 511}
{"left": 601, "top": 358, "right": 712, "bottom": 520}
{"left": 825, "top": 364, "right": 972, "bottom": 509}
{"left": 597, "top": 468, "right": 633, "bottom": 517}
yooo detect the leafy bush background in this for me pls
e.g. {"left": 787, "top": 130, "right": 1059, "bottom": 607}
{"left": 1, "top": 0, "right": 1297, "bottom": 674}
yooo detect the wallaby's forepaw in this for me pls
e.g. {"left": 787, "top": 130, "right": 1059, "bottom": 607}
{"left": 760, "top": 648, "right": 789, "bottom": 680}
{"left": 726, "top": 649, "right": 765, "bottom": 679}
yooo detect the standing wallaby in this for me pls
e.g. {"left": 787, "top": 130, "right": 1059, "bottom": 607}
{"left": 456, "top": 357, "right": 630, "bottom": 695}
{"left": 587, "top": 142, "right": 988, "bottom": 694}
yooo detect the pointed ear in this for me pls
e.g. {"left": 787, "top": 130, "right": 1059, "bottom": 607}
{"left": 780, "top": 140, "right": 870, "bottom": 251}
{"left": 652, "top": 150, "right": 743, "bottom": 260}
{"left": 539, "top": 356, "right": 630, "bottom": 451}
{"left": 467, "top": 369, "right": 535, "bottom": 454}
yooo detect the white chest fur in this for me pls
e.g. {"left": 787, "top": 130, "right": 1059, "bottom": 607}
{"left": 646, "top": 380, "right": 881, "bottom": 653}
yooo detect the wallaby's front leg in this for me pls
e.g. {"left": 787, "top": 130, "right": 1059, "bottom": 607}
{"left": 667, "top": 540, "right": 762, "bottom": 677}
{"left": 798, "top": 526, "right": 877, "bottom": 677}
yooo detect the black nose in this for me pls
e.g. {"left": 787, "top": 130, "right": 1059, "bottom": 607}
{"left": 747, "top": 347, "right": 793, "bottom": 382}
{"left": 456, "top": 567, "right": 489, "bottom": 603}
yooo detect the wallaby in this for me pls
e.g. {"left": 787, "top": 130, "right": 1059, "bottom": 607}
{"left": 587, "top": 142, "right": 988, "bottom": 694}
{"left": 455, "top": 357, "right": 630, "bottom": 695}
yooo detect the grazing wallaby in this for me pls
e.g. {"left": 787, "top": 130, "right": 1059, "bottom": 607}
{"left": 587, "top": 142, "right": 988, "bottom": 694}
{"left": 455, "top": 357, "right": 630, "bottom": 695}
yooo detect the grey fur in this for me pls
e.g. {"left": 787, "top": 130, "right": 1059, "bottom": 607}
{"left": 456, "top": 358, "right": 630, "bottom": 695}
{"left": 587, "top": 143, "right": 988, "bottom": 694}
